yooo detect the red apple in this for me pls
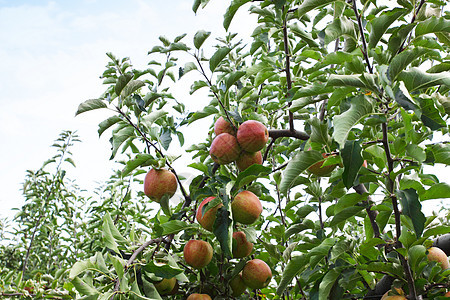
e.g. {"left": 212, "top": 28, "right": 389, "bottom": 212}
{"left": 144, "top": 168, "right": 177, "bottom": 202}
{"left": 210, "top": 133, "right": 241, "bottom": 164}
{"left": 183, "top": 240, "right": 213, "bottom": 269}
{"left": 236, "top": 120, "right": 269, "bottom": 152}
{"left": 232, "top": 231, "right": 253, "bottom": 258}
{"left": 235, "top": 151, "right": 263, "bottom": 171}
{"left": 154, "top": 277, "right": 176, "bottom": 295}
{"left": 196, "top": 196, "right": 223, "bottom": 231}
{"left": 242, "top": 259, "right": 272, "bottom": 289}
{"left": 187, "top": 294, "right": 212, "bottom": 300}
{"left": 231, "top": 190, "right": 262, "bottom": 225}
{"left": 214, "top": 116, "right": 235, "bottom": 136}
{"left": 427, "top": 247, "right": 449, "bottom": 269}
{"left": 444, "top": 291, "right": 450, "bottom": 297}
{"left": 229, "top": 272, "right": 246, "bottom": 297}
{"left": 307, "top": 152, "right": 337, "bottom": 177}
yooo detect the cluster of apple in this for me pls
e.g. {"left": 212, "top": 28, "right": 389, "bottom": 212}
{"left": 142, "top": 117, "right": 273, "bottom": 298}
{"left": 210, "top": 117, "right": 268, "bottom": 170}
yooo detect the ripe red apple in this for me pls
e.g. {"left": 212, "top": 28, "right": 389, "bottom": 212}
{"left": 144, "top": 168, "right": 177, "bottom": 202}
{"left": 242, "top": 259, "right": 272, "bottom": 289}
{"left": 307, "top": 152, "right": 337, "bottom": 177}
{"left": 235, "top": 151, "right": 263, "bottom": 171}
{"left": 236, "top": 120, "right": 269, "bottom": 152}
{"left": 187, "top": 294, "right": 212, "bottom": 300}
{"left": 210, "top": 133, "right": 241, "bottom": 164}
{"left": 444, "top": 291, "right": 450, "bottom": 297}
{"left": 154, "top": 277, "right": 176, "bottom": 295}
{"left": 183, "top": 240, "right": 213, "bottom": 269}
{"left": 427, "top": 247, "right": 449, "bottom": 269}
{"left": 232, "top": 231, "right": 253, "bottom": 258}
{"left": 214, "top": 116, "right": 235, "bottom": 136}
{"left": 196, "top": 196, "right": 223, "bottom": 231}
{"left": 231, "top": 190, "right": 263, "bottom": 225}
{"left": 230, "top": 272, "right": 247, "bottom": 297}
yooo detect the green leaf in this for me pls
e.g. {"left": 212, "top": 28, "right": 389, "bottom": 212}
{"left": 405, "top": 144, "right": 426, "bottom": 163}
{"left": 310, "top": 118, "right": 331, "bottom": 146}
{"left": 421, "top": 183, "right": 450, "bottom": 201}
{"left": 322, "top": 16, "right": 358, "bottom": 45}
{"left": 341, "top": 140, "right": 364, "bottom": 188}
{"left": 209, "top": 47, "right": 231, "bottom": 72}
{"left": 327, "top": 74, "right": 378, "bottom": 92}
{"left": 122, "top": 154, "right": 155, "bottom": 177}
{"left": 397, "top": 189, "right": 426, "bottom": 238}
{"left": 388, "top": 47, "right": 429, "bottom": 81}
{"left": 98, "top": 116, "right": 123, "bottom": 137}
{"left": 277, "top": 254, "right": 310, "bottom": 295}
{"left": 285, "top": 220, "right": 315, "bottom": 240}
{"left": 142, "top": 261, "right": 183, "bottom": 279}
{"left": 189, "top": 80, "right": 209, "bottom": 94}
{"left": 189, "top": 105, "right": 218, "bottom": 123}
{"left": 160, "top": 220, "right": 194, "bottom": 236}
{"left": 223, "top": 0, "right": 251, "bottom": 31}
{"left": 415, "top": 17, "right": 450, "bottom": 40}
{"left": 397, "top": 68, "right": 450, "bottom": 92}
{"left": 418, "top": 97, "right": 446, "bottom": 130}
{"left": 75, "top": 99, "right": 107, "bottom": 116}
{"left": 225, "top": 71, "right": 246, "bottom": 91}
{"left": 141, "top": 111, "right": 168, "bottom": 129}
{"left": 368, "top": 8, "right": 406, "bottom": 49}
{"left": 234, "top": 164, "right": 271, "bottom": 190}
{"left": 213, "top": 206, "right": 233, "bottom": 257}
{"left": 280, "top": 151, "right": 324, "bottom": 194}
{"left": 102, "top": 212, "right": 128, "bottom": 253}
{"left": 110, "top": 126, "right": 135, "bottom": 159}
{"left": 142, "top": 276, "right": 163, "bottom": 299}
{"left": 423, "top": 225, "right": 450, "bottom": 238}
{"left": 297, "top": 0, "right": 342, "bottom": 19}
{"left": 194, "top": 30, "right": 211, "bottom": 49}
{"left": 115, "top": 73, "right": 134, "bottom": 96}
{"left": 69, "top": 259, "right": 96, "bottom": 279}
{"left": 332, "top": 95, "right": 374, "bottom": 148}
{"left": 289, "top": 23, "right": 319, "bottom": 48}
{"left": 319, "top": 269, "right": 341, "bottom": 300}
{"left": 329, "top": 206, "right": 364, "bottom": 227}
{"left": 71, "top": 277, "right": 100, "bottom": 296}
{"left": 121, "top": 80, "right": 145, "bottom": 98}
{"left": 429, "top": 144, "right": 450, "bottom": 165}
{"left": 181, "top": 62, "right": 197, "bottom": 78}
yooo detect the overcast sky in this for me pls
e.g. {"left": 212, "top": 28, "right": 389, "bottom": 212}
{"left": 0, "top": 0, "right": 258, "bottom": 220}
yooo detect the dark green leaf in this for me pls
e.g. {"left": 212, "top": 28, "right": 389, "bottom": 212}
{"left": 277, "top": 254, "right": 310, "bottom": 295}
{"left": 194, "top": 30, "right": 211, "bottom": 49}
{"left": 121, "top": 154, "right": 155, "bottom": 177}
{"left": 234, "top": 164, "right": 271, "bottom": 189}
{"left": 223, "top": 0, "right": 251, "bottom": 31}
{"left": 210, "top": 47, "right": 231, "bottom": 72}
{"left": 329, "top": 206, "right": 364, "bottom": 227}
{"left": 418, "top": 97, "right": 446, "bottom": 130}
{"left": 121, "top": 80, "right": 145, "bottom": 98}
{"left": 110, "top": 126, "right": 135, "bottom": 159}
{"left": 415, "top": 17, "right": 450, "bottom": 39}
{"left": 297, "top": 0, "right": 342, "bottom": 19}
{"left": 115, "top": 73, "right": 134, "bottom": 96}
{"left": 160, "top": 220, "right": 194, "bottom": 236}
{"left": 430, "top": 144, "right": 450, "bottom": 165}
{"left": 421, "top": 183, "right": 450, "bottom": 201}
{"left": 188, "top": 105, "right": 218, "bottom": 123}
{"left": 389, "top": 47, "right": 429, "bottom": 81}
{"left": 189, "top": 80, "right": 209, "bottom": 94}
{"left": 212, "top": 207, "right": 233, "bottom": 257}
{"left": 225, "top": 71, "right": 246, "bottom": 91}
{"left": 319, "top": 269, "right": 341, "bottom": 300}
{"left": 142, "top": 261, "right": 183, "bottom": 279}
{"left": 368, "top": 8, "right": 406, "bottom": 49}
{"left": 71, "top": 277, "right": 100, "bottom": 296}
{"left": 397, "top": 189, "right": 426, "bottom": 238}
{"left": 341, "top": 140, "right": 364, "bottom": 188}
{"left": 398, "top": 68, "right": 450, "bottom": 92}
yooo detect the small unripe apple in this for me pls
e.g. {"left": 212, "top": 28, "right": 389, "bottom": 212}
{"left": 196, "top": 197, "right": 223, "bottom": 231}
{"left": 186, "top": 294, "right": 212, "bottom": 300}
{"left": 237, "top": 120, "right": 269, "bottom": 152}
{"left": 154, "top": 277, "right": 177, "bottom": 295}
{"left": 235, "top": 151, "right": 263, "bottom": 171}
{"left": 231, "top": 190, "right": 263, "bottom": 225}
{"left": 427, "top": 247, "right": 450, "bottom": 269}
{"left": 210, "top": 133, "right": 241, "bottom": 164}
{"left": 232, "top": 231, "right": 253, "bottom": 258}
{"left": 307, "top": 152, "right": 337, "bottom": 177}
{"left": 230, "top": 272, "right": 246, "bottom": 297}
{"left": 242, "top": 259, "right": 272, "bottom": 289}
{"left": 183, "top": 240, "right": 213, "bottom": 269}
{"left": 214, "top": 116, "right": 235, "bottom": 136}
{"left": 144, "top": 168, "right": 177, "bottom": 202}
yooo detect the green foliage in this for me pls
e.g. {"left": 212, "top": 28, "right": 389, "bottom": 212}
{"left": 2, "top": 0, "right": 450, "bottom": 299}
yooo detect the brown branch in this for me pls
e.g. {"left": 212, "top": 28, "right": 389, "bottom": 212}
{"left": 351, "top": 0, "right": 373, "bottom": 74}
{"left": 269, "top": 129, "right": 309, "bottom": 140}
{"left": 353, "top": 184, "right": 381, "bottom": 239}
{"left": 398, "top": 0, "right": 426, "bottom": 53}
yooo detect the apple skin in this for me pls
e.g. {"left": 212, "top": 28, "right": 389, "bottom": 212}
{"left": 444, "top": 291, "right": 450, "bottom": 297}
{"left": 154, "top": 277, "right": 176, "bottom": 295}
{"left": 231, "top": 190, "right": 263, "bottom": 225}
{"left": 236, "top": 120, "right": 269, "bottom": 152}
{"left": 214, "top": 116, "right": 235, "bottom": 136}
{"left": 427, "top": 247, "right": 450, "bottom": 269}
{"left": 242, "top": 259, "right": 272, "bottom": 289}
{"left": 232, "top": 231, "right": 253, "bottom": 258}
{"left": 183, "top": 240, "right": 213, "bottom": 269}
{"left": 144, "top": 168, "right": 177, "bottom": 202}
{"left": 230, "top": 273, "right": 247, "bottom": 297}
{"left": 186, "top": 294, "right": 212, "bottom": 300}
{"left": 380, "top": 289, "right": 406, "bottom": 300}
{"left": 235, "top": 151, "right": 263, "bottom": 171}
{"left": 210, "top": 133, "right": 241, "bottom": 165}
{"left": 307, "top": 152, "right": 337, "bottom": 177}
{"left": 196, "top": 197, "right": 223, "bottom": 231}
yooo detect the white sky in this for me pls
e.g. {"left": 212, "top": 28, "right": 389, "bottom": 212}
{"left": 0, "top": 0, "right": 448, "bottom": 223}
{"left": 0, "top": 0, "right": 258, "bottom": 220}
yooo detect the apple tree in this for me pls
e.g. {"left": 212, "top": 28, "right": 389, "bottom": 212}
{"left": 72, "top": 0, "right": 450, "bottom": 299}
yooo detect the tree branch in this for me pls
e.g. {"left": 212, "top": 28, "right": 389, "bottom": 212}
{"left": 351, "top": 0, "right": 373, "bottom": 74}
{"left": 353, "top": 184, "right": 381, "bottom": 239}
{"left": 269, "top": 129, "right": 309, "bottom": 140}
